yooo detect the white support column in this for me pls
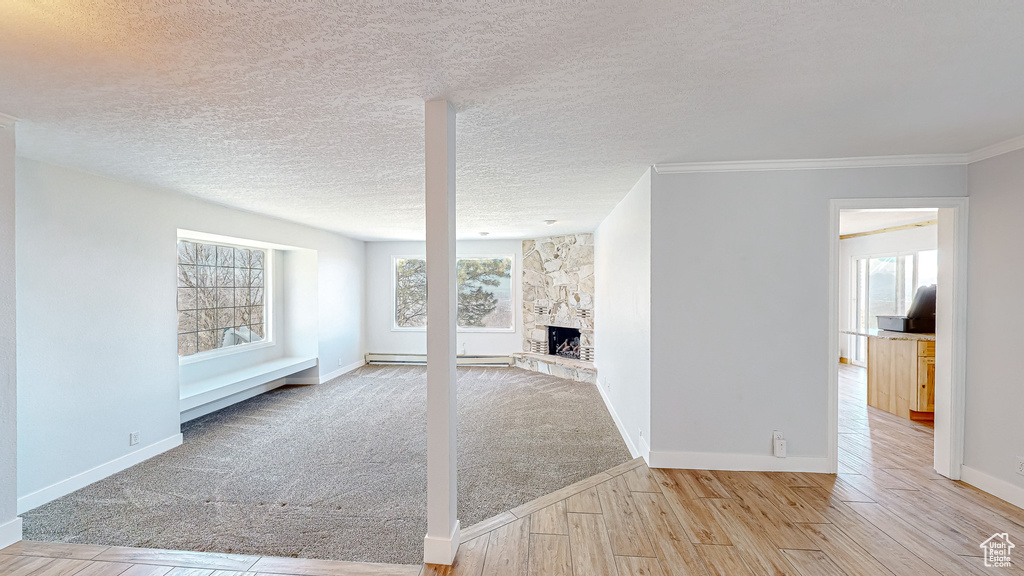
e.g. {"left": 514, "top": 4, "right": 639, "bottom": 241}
{"left": 423, "top": 100, "right": 459, "bottom": 565}
{"left": 0, "top": 113, "right": 20, "bottom": 547}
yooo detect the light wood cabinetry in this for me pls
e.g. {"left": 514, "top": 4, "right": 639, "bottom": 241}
{"left": 867, "top": 334, "right": 935, "bottom": 420}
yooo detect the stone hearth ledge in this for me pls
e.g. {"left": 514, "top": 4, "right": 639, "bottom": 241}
{"left": 512, "top": 352, "right": 597, "bottom": 384}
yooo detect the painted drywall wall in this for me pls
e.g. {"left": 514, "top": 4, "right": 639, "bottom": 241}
{"left": 15, "top": 158, "right": 365, "bottom": 503}
{"left": 649, "top": 166, "right": 966, "bottom": 469}
{"left": 594, "top": 168, "right": 651, "bottom": 459}
{"left": 364, "top": 240, "right": 523, "bottom": 356}
{"left": 838, "top": 224, "right": 938, "bottom": 359}
{"left": 963, "top": 148, "right": 1024, "bottom": 501}
{"left": 0, "top": 120, "right": 19, "bottom": 542}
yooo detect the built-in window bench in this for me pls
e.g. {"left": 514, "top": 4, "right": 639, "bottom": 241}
{"left": 179, "top": 356, "right": 317, "bottom": 423}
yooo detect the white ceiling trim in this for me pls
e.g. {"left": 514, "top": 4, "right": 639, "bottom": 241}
{"left": 0, "top": 112, "right": 17, "bottom": 128}
{"left": 966, "top": 134, "right": 1024, "bottom": 164}
{"left": 654, "top": 154, "right": 969, "bottom": 174}
{"left": 654, "top": 133, "right": 1024, "bottom": 174}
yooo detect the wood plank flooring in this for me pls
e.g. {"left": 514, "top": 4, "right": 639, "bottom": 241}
{"left": 4, "top": 364, "right": 1021, "bottom": 575}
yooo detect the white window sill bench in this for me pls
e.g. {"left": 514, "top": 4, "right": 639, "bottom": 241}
{"left": 179, "top": 356, "right": 317, "bottom": 422}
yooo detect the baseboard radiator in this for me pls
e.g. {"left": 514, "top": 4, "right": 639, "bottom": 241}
{"left": 365, "top": 353, "right": 513, "bottom": 367}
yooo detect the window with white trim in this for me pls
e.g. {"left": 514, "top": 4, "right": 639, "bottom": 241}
{"left": 177, "top": 239, "right": 267, "bottom": 357}
{"left": 393, "top": 256, "right": 514, "bottom": 331}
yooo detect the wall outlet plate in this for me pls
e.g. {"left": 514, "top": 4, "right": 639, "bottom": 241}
{"left": 774, "top": 438, "right": 787, "bottom": 458}
{"left": 773, "top": 430, "right": 784, "bottom": 441}
{"left": 1016, "top": 457, "right": 1024, "bottom": 476}
{"left": 129, "top": 431, "right": 139, "bottom": 446}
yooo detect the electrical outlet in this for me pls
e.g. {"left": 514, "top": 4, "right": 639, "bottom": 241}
{"left": 772, "top": 430, "right": 786, "bottom": 458}
{"left": 639, "top": 428, "right": 644, "bottom": 440}
{"left": 338, "top": 358, "right": 344, "bottom": 367}
{"left": 1016, "top": 457, "right": 1024, "bottom": 476}
{"left": 129, "top": 431, "right": 139, "bottom": 446}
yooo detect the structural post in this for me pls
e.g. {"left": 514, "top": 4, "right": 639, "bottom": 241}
{"left": 0, "top": 113, "right": 20, "bottom": 547}
{"left": 423, "top": 100, "right": 459, "bottom": 564}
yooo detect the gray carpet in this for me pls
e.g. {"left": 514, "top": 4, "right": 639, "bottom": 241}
{"left": 21, "top": 365, "right": 631, "bottom": 565}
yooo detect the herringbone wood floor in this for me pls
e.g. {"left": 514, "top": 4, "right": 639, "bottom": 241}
{"left": 3, "top": 365, "right": 1022, "bottom": 575}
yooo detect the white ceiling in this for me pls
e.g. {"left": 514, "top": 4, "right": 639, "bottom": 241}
{"left": 2, "top": 2, "right": 1023, "bottom": 240}
{"left": 839, "top": 210, "right": 938, "bottom": 236}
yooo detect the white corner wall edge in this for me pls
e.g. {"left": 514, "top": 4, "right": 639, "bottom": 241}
{"left": 960, "top": 466, "right": 1024, "bottom": 511}
{"left": 648, "top": 450, "right": 830, "bottom": 473}
{"left": 595, "top": 378, "right": 642, "bottom": 461}
{"left": 17, "top": 433, "right": 183, "bottom": 514}
{"left": 423, "top": 519, "right": 460, "bottom": 565}
{"left": 0, "top": 517, "right": 22, "bottom": 549}
{"left": 311, "top": 359, "right": 366, "bottom": 385}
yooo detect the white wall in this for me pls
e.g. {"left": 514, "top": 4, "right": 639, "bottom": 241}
{"left": 594, "top": 169, "right": 651, "bottom": 459}
{"left": 0, "top": 120, "right": 19, "bottom": 544}
{"left": 364, "top": 240, "right": 523, "bottom": 356}
{"left": 15, "top": 158, "right": 365, "bottom": 504}
{"left": 838, "top": 224, "right": 938, "bottom": 358}
{"left": 649, "top": 166, "right": 966, "bottom": 470}
{"left": 962, "top": 148, "right": 1024, "bottom": 504}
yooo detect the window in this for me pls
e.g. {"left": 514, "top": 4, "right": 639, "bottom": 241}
{"left": 393, "top": 256, "right": 514, "bottom": 331}
{"left": 851, "top": 249, "right": 937, "bottom": 364}
{"left": 177, "top": 240, "right": 267, "bottom": 357}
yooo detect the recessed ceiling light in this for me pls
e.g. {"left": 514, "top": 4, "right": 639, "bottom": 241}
{"left": 479, "top": 231, "right": 489, "bottom": 236}
{"left": 544, "top": 219, "right": 557, "bottom": 226}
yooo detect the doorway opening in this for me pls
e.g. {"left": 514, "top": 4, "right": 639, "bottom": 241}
{"left": 828, "top": 198, "right": 968, "bottom": 479}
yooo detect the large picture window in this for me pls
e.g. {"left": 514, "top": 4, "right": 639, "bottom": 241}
{"left": 177, "top": 240, "right": 267, "bottom": 357}
{"left": 393, "top": 256, "right": 514, "bottom": 331}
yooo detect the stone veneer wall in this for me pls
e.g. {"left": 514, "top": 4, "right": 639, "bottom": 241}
{"left": 522, "top": 233, "right": 595, "bottom": 359}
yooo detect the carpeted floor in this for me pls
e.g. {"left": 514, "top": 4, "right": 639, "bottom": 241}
{"left": 21, "top": 365, "right": 631, "bottom": 565}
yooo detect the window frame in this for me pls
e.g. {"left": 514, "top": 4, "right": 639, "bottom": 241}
{"left": 390, "top": 254, "right": 517, "bottom": 333}
{"left": 177, "top": 238, "right": 275, "bottom": 364}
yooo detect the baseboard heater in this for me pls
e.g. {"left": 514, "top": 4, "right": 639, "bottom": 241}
{"left": 365, "top": 353, "right": 513, "bottom": 366}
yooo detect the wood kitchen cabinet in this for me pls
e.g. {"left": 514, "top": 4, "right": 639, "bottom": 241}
{"left": 867, "top": 333, "right": 936, "bottom": 420}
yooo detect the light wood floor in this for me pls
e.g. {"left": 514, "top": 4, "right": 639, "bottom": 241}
{"left": 3, "top": 364, "right": 1022, "bottom": 575}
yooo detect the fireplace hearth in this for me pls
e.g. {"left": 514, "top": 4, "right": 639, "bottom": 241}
{"left": 548, "top": 326, "right": 582, "bottom": 360}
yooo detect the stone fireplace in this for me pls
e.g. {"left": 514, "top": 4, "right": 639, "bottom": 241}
{"left": 512, "top": 233, "right": 597, "bottom": 383}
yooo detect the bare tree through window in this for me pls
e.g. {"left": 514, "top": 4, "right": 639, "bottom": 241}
{"left": 177, "top": 240, "right": 266, "bottom": 356}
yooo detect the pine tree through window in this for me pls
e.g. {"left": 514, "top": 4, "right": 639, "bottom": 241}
{"left": 393, "top": 256, "right": 513, "bottom": 330}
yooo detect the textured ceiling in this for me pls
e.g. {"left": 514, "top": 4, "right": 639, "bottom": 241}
{"left": 839, "top": 210, "right": 938, "bottom": 236}
{"left": 1, "top": 2, "right": 1023, "bottom": 240}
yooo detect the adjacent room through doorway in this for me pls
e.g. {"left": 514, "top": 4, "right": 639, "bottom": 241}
{"left": 832, "top": 201, "right": 967, "bottom": 480}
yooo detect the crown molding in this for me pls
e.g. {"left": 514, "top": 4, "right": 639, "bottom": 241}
{"left": 0, "top": 112, "right": 17, "bottom": 129}
{"left": 654, "top": 132, "right": 1024, "bottom": 174}
{"left": 967, "top": 134, "right": 1024, "bottom": 164}
{"left": 654, "top": 153, "right": 969, "bottom": 174}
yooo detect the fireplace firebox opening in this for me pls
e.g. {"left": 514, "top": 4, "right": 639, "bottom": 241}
{"left": 548, "top": 326, "right": 582, "bottom": 360}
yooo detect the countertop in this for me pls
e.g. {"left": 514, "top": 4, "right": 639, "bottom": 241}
{"left": 841, "top": 329, "right": 936, "bottom": 342}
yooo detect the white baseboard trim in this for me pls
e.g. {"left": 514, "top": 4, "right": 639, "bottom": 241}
{"left": 648, "top": 450, "right": 830, "bottom": 473}
{"left": 17, "top": 433, "right": 183, "bottom": 514}
{"left": 594, "top": 378, "right": 641, "bottom": 459}
{"left": 0, "top": 517, "right": 22, "bottom": 549}
{"left": 639, "top": 436, "right": 651, "bottom": 463}
{"left": 961, "top": 466, "right": 1024, "bottom": 511}
{"left": 423, "top": 520, "right": 461, "bottom": 565}
{"left": 313, "top": 359, "right": 366, "bottom": 384}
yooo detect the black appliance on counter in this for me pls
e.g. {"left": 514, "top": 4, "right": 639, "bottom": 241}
{"left": 877, "top": 284, "right": 936, "bottom": 333}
